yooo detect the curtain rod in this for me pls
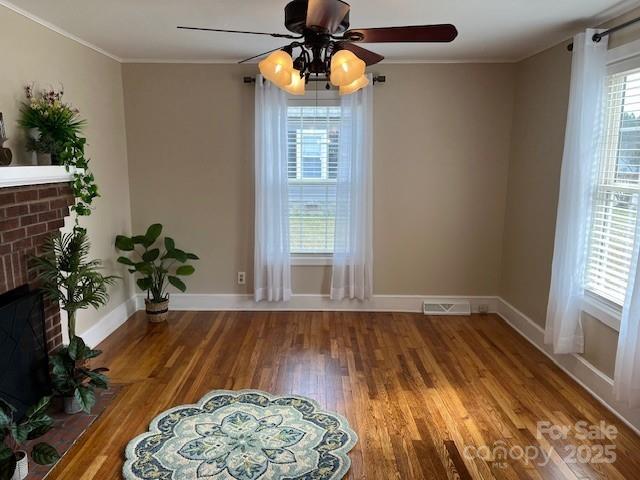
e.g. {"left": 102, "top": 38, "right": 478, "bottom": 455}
{"left": 243, "top": 75, "right": 386, "bottom": 84}
{"left": 567, "top": 15, "right": 640, "bottom": 51}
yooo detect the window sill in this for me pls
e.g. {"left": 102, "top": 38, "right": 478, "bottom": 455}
{"left": 291, "top": 255, "right": 332, "bottom": 266}
{"left": 581, "top": 293, "right": 622, "bottom": 332}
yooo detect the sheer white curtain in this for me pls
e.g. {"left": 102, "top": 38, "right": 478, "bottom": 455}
{"left": 254, "top": 76, "right": 292, "bottom": 302}
{"left": 545, "top": 29, "right": 608, "bottom": 354}
{"left": 331, "top": 75, "right": 373, "bottom": 301}
{"left": 615, "top": 215, "right": 640, "bottom": 406}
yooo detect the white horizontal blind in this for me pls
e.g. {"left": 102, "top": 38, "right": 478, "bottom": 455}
{"left": 287, "top": 105, "right": 340, "bottom": 253}
{"left": 585, "top": 68, "right": 640, "bottom": 306}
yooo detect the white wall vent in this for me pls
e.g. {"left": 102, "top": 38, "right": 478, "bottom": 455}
{"left": 423, "top": 299, "right": 471, "bottom": 316}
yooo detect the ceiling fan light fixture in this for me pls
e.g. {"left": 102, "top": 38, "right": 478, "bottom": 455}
{"left": 259, "top": 50, "right": 294, "bottom": 87}
{"left": 282, "top": 69, "right": 306, "bottom": 96}
{"left": 339, "top": 74, "right": 369, "bottom": 95}
{"left": 330, "top": 49, "right": 365, "bottom": 86}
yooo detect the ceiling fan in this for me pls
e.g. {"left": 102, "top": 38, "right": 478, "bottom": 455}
{"left": 178, "top": 0, "right": 458, "bottom": 95}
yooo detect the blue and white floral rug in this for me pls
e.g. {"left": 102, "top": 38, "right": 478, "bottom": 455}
{"left": 123, "top": 389, "right": 358, "bottom": 480}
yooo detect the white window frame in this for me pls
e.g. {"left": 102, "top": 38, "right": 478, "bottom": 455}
{"left": 581, "top": 38, "right": 640, "bottom": 332}
{"left": 287, "top": 91, "right": 339, "bottom": 266}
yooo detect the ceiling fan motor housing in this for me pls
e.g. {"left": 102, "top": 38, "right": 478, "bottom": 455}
{"left": 285, "top": 0, "right": 350, "bottom": 34}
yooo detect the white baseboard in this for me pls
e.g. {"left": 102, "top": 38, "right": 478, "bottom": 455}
{"left": 134, "top": 293, "right": 500, "bottom": 314}
{"left": 496, "top": 297, "right": 640, "bottom": 435}
{"left": 80, "top": 296, "right": 138, "bottom": 348}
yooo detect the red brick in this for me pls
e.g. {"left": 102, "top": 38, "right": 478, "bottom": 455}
{"left": 0, "top": 218, "right": 19, "bottom": 231}
{"left": 38, "top": 210, "right": 59, "bottom": 222}
{"left": 46, "top": 322, "right": 62, "bottom": 338}
{"left": 26, "top": 223, "right": 47, "bottom": 237}
{"left": 2, "top": 228, "right": 26, "bottom": 243}
{"left": 15, "top": 189, "right": 38, "bottom": 203}
{"left": 38, "top": 187, "right": 59, "bottom": 199}
{"left": 58, "top": 185, "right": 73, "bottom": 196}
{"left": 28, "top": 201, "right": 49, "bottom": 214}
{"left": 11, "top": 237, "right": 32, "bottom": 252}
{"left": 58, "top": 207, "right": 71, "bottom": 219}
{"left": 0, "top": 192, "right": 15, "bottom": 206}
{"left": 50, "top": 198, "right": 71, "bottom": 210}
{"left": 46, "top": 219, "right": 65, "bottom": 231}
{"left": 19, "top": 214, "right": 39, "bottom": 227}
{"left": 5, "top": 204, "right": 29, "bottom": 218}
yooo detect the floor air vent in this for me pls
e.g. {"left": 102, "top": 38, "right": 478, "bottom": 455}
{"left": 423, "top": 299, "right": 471, "bottom": 316}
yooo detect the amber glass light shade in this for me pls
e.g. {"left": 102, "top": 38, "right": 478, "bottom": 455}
{"left": 339, "top": 75, "right": 370, "bottom": 95}
{"left": 282, "top": 70, "right": 305, "bottom": 96}
{"left": 330, "top": 50, "right": 366, "bottom": 87}
{"left": 259, "top": 50, "right": 294, "bottom": 87}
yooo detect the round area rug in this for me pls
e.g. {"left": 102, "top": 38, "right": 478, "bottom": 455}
{"left": 123, "top": 389, "right": 358, "bottom": 480}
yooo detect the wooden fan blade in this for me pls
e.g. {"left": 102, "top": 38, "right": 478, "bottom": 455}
{"left": 306, "top": 0, "right": 350, "bottom": 34}
{"left": 334, "top": 42, "right": 384, "bottom": 66}
{"left": 344, "top": 24, "right": 458, "bottom": 43}
{"left": 177, "top": 26, "right": 300, "bottom": 39}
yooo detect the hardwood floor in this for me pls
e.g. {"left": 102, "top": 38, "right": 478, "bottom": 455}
{"left": 47, "top": 311, "right": 640, "bottom": 479}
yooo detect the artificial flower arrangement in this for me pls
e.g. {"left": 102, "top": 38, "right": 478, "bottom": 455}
{"left": 19, "top": 85, "right": 98, "bottom": 219}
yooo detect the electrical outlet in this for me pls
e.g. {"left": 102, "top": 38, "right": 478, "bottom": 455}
{"left": 237, "top": 272, "right": 246, "bottom": 285}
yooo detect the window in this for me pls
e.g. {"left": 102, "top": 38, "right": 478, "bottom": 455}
{"left": 585, "top": 68, "right": 640, "bottom": 306}
{"left": 287, "top": 105, "right": 340, "bottom": 254}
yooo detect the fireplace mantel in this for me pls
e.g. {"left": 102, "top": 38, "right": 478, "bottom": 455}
{"left": 0, "top": 166, "right": 76, "bottom": 189}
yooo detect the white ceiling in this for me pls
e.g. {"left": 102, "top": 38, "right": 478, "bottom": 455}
{"left": 2, "top": 0, "right": 639, "bottom": 62}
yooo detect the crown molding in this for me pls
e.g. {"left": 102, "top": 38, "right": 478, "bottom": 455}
{"left": 0, "top": 0, "right": 122, "bottom": 62}
{"left": 515, "top": 0, "right": 640, "bottom": 63}
{"left": 592, "top": 0, "right": 640, "bottom": 25}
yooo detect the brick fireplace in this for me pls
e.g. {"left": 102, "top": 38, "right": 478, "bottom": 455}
{"left": 1, "top": 175, "right": 75, "bottom": 352}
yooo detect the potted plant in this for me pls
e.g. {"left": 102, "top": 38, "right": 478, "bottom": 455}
{"left": 19, "top": 86, "right": 85, "bottom": 166}
{"left": 32, "top": 229, "right": 118, "bottom": 340}
{"left": 32, "top": 229, "right": 117, "bottom": 414}
{"left": 49, "top": 336, "right": 109, "bottom": 414}
{"left": 0, "top": 397, "right": 60, "bottom": 480}
{"left": 19, "top": 85, "right": 99, "bottom": 219}
{"left": 115, "top": 224, "right": 198, "bottom": 323}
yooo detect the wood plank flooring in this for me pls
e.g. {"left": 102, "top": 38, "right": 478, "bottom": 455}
{"left": 46, "top": 311, "right": 640, "bottom": 479}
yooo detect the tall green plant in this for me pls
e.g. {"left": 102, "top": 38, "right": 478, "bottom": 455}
{"left": 19, "top": 85, "right": 99, "bottom": 220}
{"left": 115, "top": 224, "right": 198, "bottom": 302}
{"left": 0, "top": 397, "right": 60, "bottom": 480}
{"left": 32, "top": 230, "right": 117, "bottom": 338}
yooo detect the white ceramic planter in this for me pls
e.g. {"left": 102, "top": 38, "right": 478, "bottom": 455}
{"left": 12, "top": 451, "right": 28, "bottom": 480}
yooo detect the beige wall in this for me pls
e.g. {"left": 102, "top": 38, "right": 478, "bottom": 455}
{"left": 500, "top": 6, "right": 640, "bottom": 377}
{"left": 500, "top": 42, "right": 570, "bottom": 327}
{"left": 0, "top": 5, "right": 133, "bottom": 335}
{"left": 122, "top": 63, "right": 515, "bottom": 296}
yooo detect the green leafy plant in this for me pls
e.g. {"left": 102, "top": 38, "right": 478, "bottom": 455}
{"left": 32, "top": 229, "right": 118, "bottom": 339}
{"left": 19, "top": 85, "right": 99, "bottom": 220}
{"left": 49, "top": 336, "right": 108, "bottom": 413}
{"left": 115, "top": 224, "right": 198, "bottom": 303}
{"left": 0, "top": 397, "right": 60, "bottom": 480}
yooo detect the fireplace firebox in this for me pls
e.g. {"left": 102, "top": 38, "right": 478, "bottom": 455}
{"left": 0, "top": 285, "right": 51, "bottom": 419}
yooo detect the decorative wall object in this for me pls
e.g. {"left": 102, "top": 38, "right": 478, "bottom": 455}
{"left": 0, "top": 113, "right": 12, "bottom": 166}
